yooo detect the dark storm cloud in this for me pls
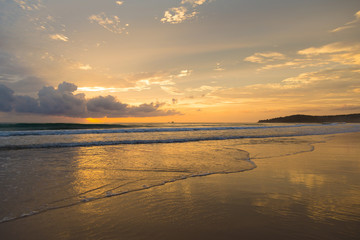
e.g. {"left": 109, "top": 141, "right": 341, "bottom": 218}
{"left": 37, "top": 84, "right": 87, "bottom": 117}
{"left": 87, "top": 95, "right": 178, "bottom": 118}
{"left": 0, "top": 84, "right": 15, "bottom": 112}
{"left": 0, "top": 82, "right": 179, "bottom": 118}
{"left": 87, "top": 95, "right": 128, "bottom": 117}
{"left": 128, "top": 102, "right": 176, "bottom": 118}
{"left": 13, "top": 95, "right": 39, "bottom": 113}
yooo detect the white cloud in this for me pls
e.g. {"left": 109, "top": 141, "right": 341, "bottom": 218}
{"left": 161, "top": 7, "right": 197, "bottom": 24}
{"left": 89, "top": 13, "right": 129, "bottom": 34}
{"left": 49, "top": 34, "right": 69, "bottom": 42}
{"left": 161, "top": 0, "right": 210, "bottom": 24}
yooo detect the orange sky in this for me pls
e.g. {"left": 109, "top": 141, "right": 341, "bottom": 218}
{"left": 0, "top": 0, "right": 360, "bottom": 123}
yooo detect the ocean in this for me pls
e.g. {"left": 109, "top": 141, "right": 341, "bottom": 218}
{"left": 1, "top": 122, "right": 360, "bottom": 225}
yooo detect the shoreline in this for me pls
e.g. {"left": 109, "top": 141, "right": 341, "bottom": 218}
{"left": 0, "top": 132, "right": 359, "bottom": 239}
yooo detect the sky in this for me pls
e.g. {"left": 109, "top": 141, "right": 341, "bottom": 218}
{"left": 0, "top": 0, "right": 360, "bottom": 123}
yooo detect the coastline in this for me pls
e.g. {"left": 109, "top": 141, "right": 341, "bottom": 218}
{"left": 1, "top": 132, "right": 359, "bottom": 239}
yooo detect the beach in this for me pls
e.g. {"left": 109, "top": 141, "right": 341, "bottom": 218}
{"left": 2, "top": 1, "right": 360, "bottom": 238}
{"left": 0, "top": 129, "right": 359, "bottom": 240}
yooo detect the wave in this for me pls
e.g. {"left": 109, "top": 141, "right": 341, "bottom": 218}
{"left": 1, "top": 125, "right": 358, "bottom": 150}
{"left": 0, "top": 123, "right": 133, "bottom": 131}
{"left": 0, "top": 123, "right": 331, "bottom": 137}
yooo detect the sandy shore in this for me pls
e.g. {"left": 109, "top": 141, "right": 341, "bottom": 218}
{"left": 1, "top": 132, "right": 360, "bottom": 239}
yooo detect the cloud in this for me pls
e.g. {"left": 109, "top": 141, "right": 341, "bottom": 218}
{"left": 78, "top": 70, "right": 189, "bottom": 94}
{"left": 0, "top": 51, "right": 30, "bottom": 82}
{"left": 49, "top": 34, "right": 69, "bottom": 42}
{"left": 244, "top": 52, "right": 286, "bottom": 63}
{"left": 298, "top": 42, "right": 360, "bottom": 66}
{"left": 13, "top": 0, "right": 43, "bottom": 11}
{"left": 0, "top": 52, "right": 47, "bottom": 94}
{"left": 87, "top": 95, "right": 178, "bottom": 118}
{"left": 298, "top": 42, "right": 357, "bottom": 55}
{"left": 176, "top": 69, "right": 191, "bottom": 77}
{"left": 13, "top": 95, "right": 39, "bottom": 113}
{"left": 6, "top": 76, "right": 47, "bottom": 94}
{"left": 205, "top": 67, "right": 360, "bottom": 114}
{"left": 212, "top": 68, "right": 360, "bottom": 101}
{"left": 35, "top": 83, "right": 87, "bottom": 117}
{"left": 214, "top": 63, "right": 225, "bottom": 71}
{"left": 255, "top": 42, "right": 360, "bottom": 71}
{"left": 187, "top": 85, "right": 220, "bottom": 92}
{"left": 260, "top": 59, "right": 329, "bottom": 71}
{"left": 161, "top": 0, "right": 210, "bottom": 24}
{"left": 161, "top": 86, "right": 184, "bottom": 95}
{"left": 161, "top": 7, "right": 197, "bottom": 24}
{"left": 330, "top": 25, "right": 355, "bottom": 33}
{"left": 77, "top": 64, "right": 92, "bottom": 71}
{"left": 0, "top": 82, "right": 180, "bottom": 118}
{"left": 89, "top": 12, "right": 129, "bottom": 34}
{"left": 86, "top": 95, "right": 127, "bottom": 117}
{"left": 330, "top": 52, "right": 360, "bottom": 66}
{"left": 0, "top": 84, "right": 15, "bottom": 112}
{"left": 181, "top": 0, "right": 208, "bottom": 6}
{"left": 10, "top": 1, "right": 66, "bottom": 37}
{"left": 330, "top": 10, "right": 360, "bottom": 33}
{"left": 115, "top": 1, "right": 124, "bottom": 6}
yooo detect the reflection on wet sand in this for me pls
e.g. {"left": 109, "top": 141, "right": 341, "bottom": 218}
{"left": 71, "top": 141, "right": 254, "bottom": 206}
{"left": 244, "top": 133, "right": 360, "bottom": 224}
{"left": 0, "top": 133, "right": 359, "bottom": 240}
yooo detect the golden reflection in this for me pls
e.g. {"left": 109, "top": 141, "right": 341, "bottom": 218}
{"left": 288, "top": 172, "right": 326, "bottom": 188}
{"left": 70, "top": 140, "right": 253, "bottom": 214}
{"left": 252, "top": 194, "right": 294, "bottom": 216}
{"left": 252, "top": 186, "right": 360, "bottom": 222}
{"left": 305, "top": 187, "right": 360, "bottom": 222}
{"left": 248, "top": 133, "right": 360, "bottom": 222}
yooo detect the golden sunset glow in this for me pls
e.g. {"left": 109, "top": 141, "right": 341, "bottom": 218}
{"left": 1, "top": 1, "right": 360, "bottom": 123}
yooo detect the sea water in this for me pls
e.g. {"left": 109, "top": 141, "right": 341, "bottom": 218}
{"left": 0, "top": 122, "right": 360, "bottom": 224}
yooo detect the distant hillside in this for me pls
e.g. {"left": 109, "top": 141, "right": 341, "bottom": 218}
{"left": 258, "top": 114, "right": 360, "bottom": 123}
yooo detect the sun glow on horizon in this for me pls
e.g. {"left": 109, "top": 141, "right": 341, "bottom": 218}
{"left": 1, "top": 1, "right": 360, "bottom": 123}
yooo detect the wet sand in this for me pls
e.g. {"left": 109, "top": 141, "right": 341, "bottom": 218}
{"left": 1, "top": 132, "right": 360, "bottom": 239}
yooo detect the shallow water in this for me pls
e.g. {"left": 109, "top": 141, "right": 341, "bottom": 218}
{"left": 0, "top": 123, "right": 360, "bottom": 239}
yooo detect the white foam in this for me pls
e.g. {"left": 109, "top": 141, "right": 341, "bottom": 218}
{"left": 1, "top": 124, "right": 359, "bottom": 150}
{"left": 0, "top": 123, "right": 330, "bottom": 137}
